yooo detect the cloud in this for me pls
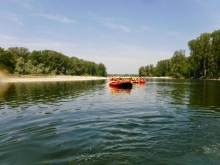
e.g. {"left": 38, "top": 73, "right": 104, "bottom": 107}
{"left": 0, "top": 34, "right": 18, "bottom": 41}
{"left": 1, "top": 12, "right": 24, "bottom": 25}
{"left": 105, "top": 22, "right": 132, "bottom": 32}
{"left": 63, "top": 43, "right": 172, "bottom": 74}
{"left": 142, "top": 25, "right": 152, "bottom": 31}
{"left": 0, "top": 34, "right": 173, "bottom": 74}
{"left": 35, "top": 14, "right": 75, "bottom": 23}
{"left": 92, "top": 14, "right": 132, "bottom": 32}
{"left": 0, "top": 34, "right": 76, "bottom": 52}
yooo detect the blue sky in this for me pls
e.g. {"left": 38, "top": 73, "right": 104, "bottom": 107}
{"left": 1, "top": 0, "right": 220, "bottom": 74}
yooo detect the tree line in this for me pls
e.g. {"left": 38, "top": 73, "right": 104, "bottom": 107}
{"left": 0, "top": 47, "right": 107, "bottom": 77}
{"left": 139, "top": 29, "right": 220, "bottom": 79}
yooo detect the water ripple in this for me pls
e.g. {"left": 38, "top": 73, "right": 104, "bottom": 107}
{"left": 0, "top": 80, "right": 220, "bottom": 164}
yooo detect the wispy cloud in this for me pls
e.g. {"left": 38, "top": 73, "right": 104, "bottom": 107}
{"left": 35, "top": 14, "right": 75, "bottom": 23}
{"left": 105, "top": 22, "right": 132, "bottom": 32}
{"left": 0, "top": 34, "right": 76, "bottom": 51}
{"left": 0, "top": 34, "right": 18, "bottom": 41}
{"left": 142, "top": 25, "right": 152, "bottom": 31}
{"left": 0, "top": 33, "right": 173, "bottom": 74}
{"left": 70, "top": 43, "right": 172, "bottom": 74}
{"left": 2, "top": 12, "right": 24, "bottom": 25}
{"left": 92, "top": 14, "right": 132, "bottom": 32}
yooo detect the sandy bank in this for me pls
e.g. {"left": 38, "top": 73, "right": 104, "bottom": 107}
{"left": 0, "top": 76, "right": 107, "bottom": 83}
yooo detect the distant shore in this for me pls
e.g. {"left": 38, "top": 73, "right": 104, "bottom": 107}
{"left": 0, "top": 75, "right": 108, "bottom": 83}
{"left": 146, "top": 77, "right": 173, "bottom": 79}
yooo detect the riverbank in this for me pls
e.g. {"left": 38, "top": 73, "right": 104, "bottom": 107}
{"left": 146, "top": 76, "right": 220, "bottom": 80}
{"left": 0, "top": 75, "right": 107, "bottom": 83}
{"left": 146, "top": 76, "right": 173, "bottom": 79}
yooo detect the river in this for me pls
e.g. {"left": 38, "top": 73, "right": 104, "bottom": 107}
{"left": 0, "top": 79, "right": 220, "bottom": 165}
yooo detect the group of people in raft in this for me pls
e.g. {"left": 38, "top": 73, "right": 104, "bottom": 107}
{"left": 110, "top": 76, "right": 146, "bottom": 83}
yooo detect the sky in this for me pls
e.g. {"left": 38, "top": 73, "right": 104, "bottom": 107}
{"left": 1, "top": 0, "right": 220, "bottom": 74}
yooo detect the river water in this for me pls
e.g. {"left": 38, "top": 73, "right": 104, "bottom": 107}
{"left": 0, "top": 79, "right": 220, "bottom": 165}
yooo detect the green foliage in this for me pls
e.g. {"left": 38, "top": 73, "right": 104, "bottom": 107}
{"left": 188, "top": 30, "right": 220, "bottom": 78}
{"left": 0, "top": 47, "right": 15, "bottom": 73}
{"left": 155, "top": 59, "right": 171, "bottom": 77}
{"left": 170, "top": 50, "right": 188, "bottom": 78}
{"left": 8, "top": 47, "right": 30, "bottom": 62}
{"left": 15, "top": 57, "right": 25, "bottom": 74}
{"left": 0, "top": 47, "right": 107, "bottom": 76}
{"left": 139, "top": 29, "right": 220, "bottom": 79}
{"left": 139, "top": 60, "right": 170, "bottom": 77}
{"left": 24, "top": 60, "right": 34, "bottom": 74}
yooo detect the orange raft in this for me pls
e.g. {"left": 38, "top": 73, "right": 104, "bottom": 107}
{"left": 109, "top": 81, "right": 132, "bottom": 89}
{"left": 131, "top": 79, "right": 146, "bottom": 84}
{"left": 139, "top": 79, "right": 146, "bottom": 83}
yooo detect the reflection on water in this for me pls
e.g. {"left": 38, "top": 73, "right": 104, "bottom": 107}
{"left": 109, "top": 86, "right": 131, "bottom": 96}
{"left": 0, "top": 83, "right": 12, "bottom": 98}
{"left": 109, "top": 82, "right": 146, "bottom": 97}
{"left": 0, "top": 79, "right": 220, "bottom": 164}
{"left": 0, "top": 80, "right": 106, "bottom": 109}
{"left": 188, "top": 80, "right": 220, "bottom": 110}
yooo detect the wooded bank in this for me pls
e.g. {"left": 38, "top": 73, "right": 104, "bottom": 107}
{"left": 139, "top": 29, "right": 220, "bottom": 79}
{"left": 0, "top": 47, "right": 107, "bottom": 77}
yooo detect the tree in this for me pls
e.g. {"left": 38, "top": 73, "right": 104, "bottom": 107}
{"left": 15, "top": 57, "right": 25, "bottom": 74}
{"left": 210, "top": 30, "right": 220, "bottom": 77}
{"left": 155, "top": 59, "right": 171, "bottom": 77}
{"left": 0, "top": 47, "right": 15, "bottom": 73}
{"left": 198, "top": 33, "right": 211, "bottom": 77}
{"left": 139, "top": 66, "right": 145, "bottom": 76}
{"left": 0, "top": 46, "right": 108, "bottom": 76}
{"left": 97, "top": 63, "right": 107, "bottom": 77}
{"left": 8, "top": 47, "right": 30, "bottom": 62}
{"left": 24, "top": 60, "right": 34, "bottom": 74}
{"left": 188, "top": 39, "right": 201, "bottom": 78}
{"left": 170, "top": 50, "right": 188, "bottom": 78}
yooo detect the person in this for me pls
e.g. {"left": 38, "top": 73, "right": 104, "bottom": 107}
{"left": 110, "top": 75, "right": 113, "bottom": 81}
{"left": 140, "top": 76, "right": 145, "bottom": 82}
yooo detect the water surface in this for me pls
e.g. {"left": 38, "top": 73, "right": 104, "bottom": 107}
{"left": 0, "top": 79, "right": 220, "bottom": 165}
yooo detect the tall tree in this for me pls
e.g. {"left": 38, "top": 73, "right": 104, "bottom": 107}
{"left": 155, "top": 59, "right": 171, "bottom": 77}
{"left": 210, "top": 30, "right": 220, "bottom": 77}
{"left": 0, "top": 47, "right": 15, "bottom": 73}
{"left": 170, "top": 50, "right": 188, "bottom": 78}
{"left": 198, "top": 33, "right": 211, "bottom": 77}
{"left": 139, "top": 66, "right": 145, "bottom": 76}
{"left": 188, "top": 39, "right": 202, "bottom": 78}
{"left": 8, "top": 47, "right": 30, "bottom": 62}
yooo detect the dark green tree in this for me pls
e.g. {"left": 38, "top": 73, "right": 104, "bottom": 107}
{"left": 0, "top": 47, "right": 15, "bottom": 73}
{"left": 170, "top": 50, "right": 188, "bottom": 78}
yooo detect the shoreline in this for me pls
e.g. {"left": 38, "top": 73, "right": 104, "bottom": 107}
{"left": 145, "top": 77, "right": 173, "bottom": 79}
{"left": 0, "top": 75, "right": 108, "bottom": 83}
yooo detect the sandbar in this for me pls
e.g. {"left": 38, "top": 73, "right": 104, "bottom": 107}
{"left": 0, "top": 75, "right": 108, "bottom": 83}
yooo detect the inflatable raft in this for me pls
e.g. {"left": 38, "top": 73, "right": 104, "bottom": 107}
{"left": 109, "top": 81, "right": 132, "bottom": 88}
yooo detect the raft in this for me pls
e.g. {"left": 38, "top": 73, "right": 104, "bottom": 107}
{"left": 131, "top": 81, "right": 139, "bottom": 83}
{"left": 139, "top": 79, "right": 146, "bottom": 83}
{"left": 109, "top": 81, "right": 132, "bottom": 88}
{"left": 131, "top": 79, "right": 146, "bottom": 84}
